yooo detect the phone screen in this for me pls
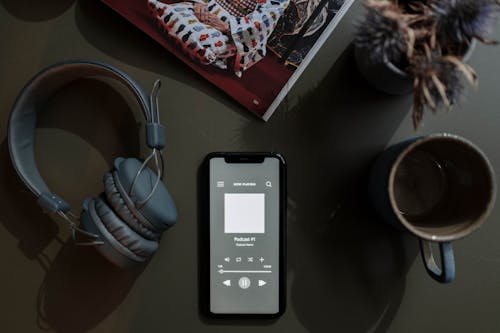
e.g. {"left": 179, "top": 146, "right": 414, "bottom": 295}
{"left": 208, "top": 155, "right": 283, "bottom": 315}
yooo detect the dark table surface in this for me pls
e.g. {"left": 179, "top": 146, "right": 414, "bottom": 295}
{"left": 1, "top": 1, "right": 500, "bottom": 332}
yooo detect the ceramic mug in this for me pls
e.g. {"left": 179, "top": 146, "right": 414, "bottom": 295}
{"left": 369, "top": 134, "right": 496, "bottom": 283}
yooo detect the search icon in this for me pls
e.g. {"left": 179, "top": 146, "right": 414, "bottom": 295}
{"left": 265, "top": 181, "right": 272, "bottom": 187}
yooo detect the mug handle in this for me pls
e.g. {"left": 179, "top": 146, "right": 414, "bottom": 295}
{"left": 419, "top": 240, "right": 455, "bottom": 283}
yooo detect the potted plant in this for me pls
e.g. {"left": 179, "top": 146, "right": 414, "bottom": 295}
{"left": 354, "top": 0, "right": 499, "bottom": 128}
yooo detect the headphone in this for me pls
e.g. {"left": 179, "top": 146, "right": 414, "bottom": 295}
{"left": 7, "top": 60, "right": 177, "bottom": 268}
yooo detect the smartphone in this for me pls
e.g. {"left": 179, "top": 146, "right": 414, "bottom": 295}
{"left": 201, "top": 152, "right": 286, "bottom": 318}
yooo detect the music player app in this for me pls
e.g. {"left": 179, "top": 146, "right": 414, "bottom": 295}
{"left": 209, "top": 157, "right": 280, "bottom": 314}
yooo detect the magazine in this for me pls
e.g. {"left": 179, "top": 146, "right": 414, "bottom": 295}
{"left": 101, "top": 0, "right": 355, "bottom": 120}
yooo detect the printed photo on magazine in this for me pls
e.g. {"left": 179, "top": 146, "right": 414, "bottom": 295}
{"left": 102, "top": 0, "right": 354, "bottom": 120}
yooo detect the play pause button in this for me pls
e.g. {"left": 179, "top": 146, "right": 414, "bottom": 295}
{"left": 238, "top": 277, "right": 251, "bottom": 289}
{"left": 222, "top": 280, "right": 231, "bottom": 287}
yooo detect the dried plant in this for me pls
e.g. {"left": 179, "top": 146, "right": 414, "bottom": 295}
{"left": 431, "top": 0, "right": 499, "bottom": 45}
{"left": 355, "top": 0, "right": 415, "bottom": 64}
{"left": 356, "top": 0, "right": 499, "bottom": 129}
{"left": 411, "top": 45, "right": 477, "bottom": 127}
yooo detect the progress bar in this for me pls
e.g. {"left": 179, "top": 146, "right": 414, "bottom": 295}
{"left": 218, "top": 269, "right": 272, "bottom": 274}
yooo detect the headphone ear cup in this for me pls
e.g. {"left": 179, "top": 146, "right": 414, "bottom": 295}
{"left": 80, "top": 198, "right": 140, "bottom": 268}
{"left": 103, "top": 172, "right": 160, "bottom": 240}
{"left": 94, "top": 195, "right": 159, "bottom": 259}
{"left": 80, "top": 196, "right": 159, "bottom": 267}
{"left": 114, "top": 157, "right": 177, "bottom": 231}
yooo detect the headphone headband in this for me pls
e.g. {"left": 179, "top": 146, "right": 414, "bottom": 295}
{"left": 7, "top": 60, "right": 162, "bottom": 214}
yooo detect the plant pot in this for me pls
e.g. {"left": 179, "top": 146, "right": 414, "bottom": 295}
{"left": 354, "top": 39, "right": 477, "bottom": 96}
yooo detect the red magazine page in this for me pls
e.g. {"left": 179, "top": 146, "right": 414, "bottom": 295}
{"left": 101, "top": 0, "right": 353, "bottom": 119}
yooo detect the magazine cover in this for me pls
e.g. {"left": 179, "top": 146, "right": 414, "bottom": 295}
{"left": 102, "top": 0, "right": 354, "bottom": 120}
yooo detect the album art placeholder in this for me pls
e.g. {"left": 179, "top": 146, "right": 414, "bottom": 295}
{"left": 102, "top": 0, "right": 354, "bottom": 120}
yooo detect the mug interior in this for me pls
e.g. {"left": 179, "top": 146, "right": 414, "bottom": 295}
{"left": 389, "top": 135, "right": 496, "bottom": 241}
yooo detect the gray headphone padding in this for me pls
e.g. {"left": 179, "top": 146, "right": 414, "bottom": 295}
{"left": 103, "top": 171, "right": 160, "bottom": 240}
{"left": 7, "top": 60, "right": 151, "bottom": 203}
{"left": 111, "top": 168, "right": 159, "bottom": 231}
{"left": 94, "top": 196, "right": 159, "bottom": 260}
{"left": 114, "top": 157, "right": 177, "bottom": 231}
{"left": 81, "top": 199, "right": 140, "bottom": 268}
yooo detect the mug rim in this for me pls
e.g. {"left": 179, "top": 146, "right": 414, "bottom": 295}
{"left": 388, "top": 133, "right": 497, "bottom": 242}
